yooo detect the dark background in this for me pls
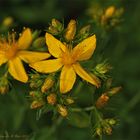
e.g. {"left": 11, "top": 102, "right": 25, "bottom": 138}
{"left": 0, "top": 0, "right": 140, "bottom": 140}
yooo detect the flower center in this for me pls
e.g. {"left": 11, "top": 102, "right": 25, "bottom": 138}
{"left": 61, "top": 49, "right": 76, "bottom": 65}
{"left": 5, "top": 44, "right": 18, "bottom": 59}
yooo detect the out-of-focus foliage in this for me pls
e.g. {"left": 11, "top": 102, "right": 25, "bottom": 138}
{"left": 0, "top": 0, "right": 140, "bottom": 140}
{"left": 0, "top": 0, "right": 62, "bottom": 29}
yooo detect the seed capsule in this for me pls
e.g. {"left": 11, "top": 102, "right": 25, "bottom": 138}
{"left": 96, "top": 94, "right": 109, "bottom": 109}
{"left": 107, "top": 86, "right": 122, "bottom": 96}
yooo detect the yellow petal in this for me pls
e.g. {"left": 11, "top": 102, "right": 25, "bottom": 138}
{"left": 18, "top": 50, "right": 50, "bottom": 63}
{"left": 73, "top": 63, "right": 100, "bottom": 88}
{"left": 18, "top": 28, "right": 32, "bottom": 50}
{"left": 60, "top": 65, "right": 76, "bottom": 93}
{"left": 0, "top": 54, "right": 7, "bottom": 66}
{"left": 30, "top": 58, "right": 63, "bottom": 73}
{"left": 8, "top": 57, "right": 28, "bottom": 83}
{"left": 45, "top": 33, "right": 67, "bottom": 58}
{"left": 72, "top": 35, "right": 96, "bottom": 61}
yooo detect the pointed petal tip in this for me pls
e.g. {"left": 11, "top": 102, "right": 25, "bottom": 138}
{"left": 60, "top": 89, "right": 70, "bottom": 94}
{"left": 21, "top": 77, "right": 28, "bottom": 83}
{"left": 90, "top": 73, "right": 101, "bottom": 88}
{"left": 60, "top": 86, "right": 72, "bottom": 94}
{"left": 95, "top": 81, "right": 101, "bottom": 88}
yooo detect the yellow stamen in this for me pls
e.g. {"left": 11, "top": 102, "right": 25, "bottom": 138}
{"left": 61, "top": 45, "right": 76, "bottom": 65}
{"left": 0, "top": 33, "right": 19, "bottom": 60}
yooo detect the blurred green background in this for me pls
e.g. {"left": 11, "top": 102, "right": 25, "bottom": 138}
{"left": 0, "top": 0, "right": 140, "bottom": 140}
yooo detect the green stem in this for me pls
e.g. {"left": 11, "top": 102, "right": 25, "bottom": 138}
{"left": 71, "top": 106, "right": 102, "bottom": 121}
{"left": 71, "top": 106, "right": 96, "bottom": 112}
{"left": 99, "top": 134, "right": 103, "bottom": 140}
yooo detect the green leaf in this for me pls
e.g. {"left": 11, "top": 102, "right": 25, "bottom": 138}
{"left": 67, "top": 111, "right": 90, "bottom": 128}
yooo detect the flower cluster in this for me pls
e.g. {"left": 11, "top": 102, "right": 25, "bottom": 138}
{"left": 87, "top": 3, "right": 123, "bottom": 30}
{"left": 0, "top": 17, "right": 122, "bottom": 139}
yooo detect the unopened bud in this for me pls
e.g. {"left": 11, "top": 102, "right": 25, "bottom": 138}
{"left": 96, "top": 94, "right": 109, "bottom": 109}
{"left": 41, "top": 77, "right": 55, "bottom": 93}
{"left": 33, "top": 37, "right": 45, "bottom": 48}
{"left": 30, "top": 80, "right": 42, "bottom": 89}
{"left": 49, "top": 26, "right": 58, "bottom": 35}
{"left": 65, "top": 97, "right": 74, "bottom": 105}
{"left": 51, "top": 19, "right": 62, "bottom": 29}
{"left": 2, "top": 17, "right": 13, "bottom": 27}
{"left": 47, "top": 93, "right": 57, "bottom": 105}
{"left": 105, "top": 6, "right": 115, "bottom": 18}
{"left": 64, "top": 19, "right": 76, "bottom": 41}
{"left": 29, "top": 91, "right": 42, "bottom": 98}
{"left": 78, "top": 25, "right": 91, "bottom": 39}
{"left": 48, "top": 19, "right": 63, "bottom": 35}
{"left": 29, "top": 91, "right": 34, "bottom": 97}
{"left": 107, "top": 86, "right": 122, "bottom": 96}
{"left": 108, "top": 119, "right": 116, "bottom": 125}
{"left": 30, "top": 100, "right": 45, "bottom": 109}
{"left": 95, "top": 62, "right": 112, "bottom": 74}
{"left": 96, "top": 127, "right": 102, "bottom": 136}
{"left": 0, "top": 86, "right": 9, "bottom": 94}
{"left": 105, "top": 118, "right": 116, "bottom": 125}
{"left": 32, "top": 30, "right": 41, "bottom": 40}
{"left": 104, "top": 126, "right": 112, "bottom": 135}
{"left": 57, "top": 104, "right": 68, "bottom": 117}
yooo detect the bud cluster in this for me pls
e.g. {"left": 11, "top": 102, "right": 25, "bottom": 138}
{"left": 87, "top": 4, "right": 123, "bottom": 30}
{"left": 93, "top": 118, "right": 117, "bottom": 137}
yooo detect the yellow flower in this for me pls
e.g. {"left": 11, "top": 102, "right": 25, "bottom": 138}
{"left": 0, "top": 28, "right": 50, "bottom": 83}
{"left": 30, "top": 33, "right": 100, "bottom": 93}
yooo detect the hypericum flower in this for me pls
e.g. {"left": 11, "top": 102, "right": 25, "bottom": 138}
{"left": 30, "top": 33, "right": 100, "bottom": 93}
{"left": 0, "top": 28, "right": 50, "bottom": 82}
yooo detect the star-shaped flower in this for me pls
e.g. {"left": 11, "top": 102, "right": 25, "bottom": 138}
{"left": 0, "top": 28, "right": 50, "bottom": 82}
{"left": 30, "top": 33, "right": 100, "bottom": 93}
